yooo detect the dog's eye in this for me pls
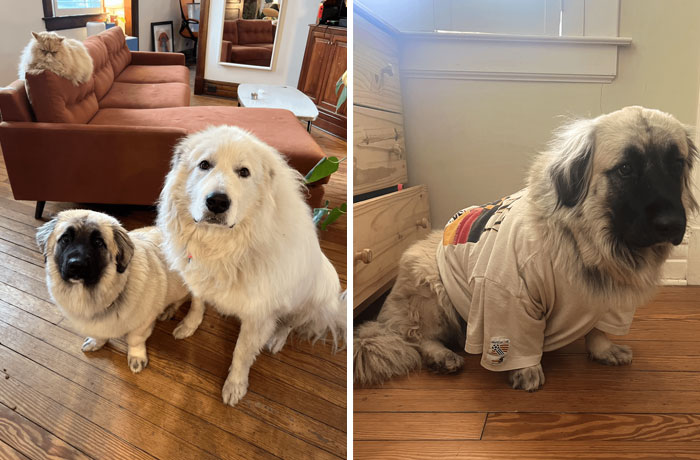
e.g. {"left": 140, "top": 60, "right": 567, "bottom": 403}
{"left": 198, "top": 160, "right": 211, "bottom": 171}
{"left": 617, "top": 163, "right": 634, "bottom": 177}
{"left": 94, "top": 238, "right": 105, "bottom": 248}
{"left": 58, "top": 234, "right": 71, "bottom": 245}
{"left": 237, "top": 167, "right": 250, "bottom": 178}
{"left": 674, "top": 158, "right": 686, "bottom": 171}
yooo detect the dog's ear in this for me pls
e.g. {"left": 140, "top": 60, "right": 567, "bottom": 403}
{"left": 549, "top": 119, "right": 596, "bottom": 209}
{"left": 112, "top": 225, "right": 135, "bottom": 274}
{"left": 35, "top": 218, "right": 57, "bottom": 259}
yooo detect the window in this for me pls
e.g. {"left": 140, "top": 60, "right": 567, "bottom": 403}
{"left": 52, "top": 0, "right": 103, "bottom": 16}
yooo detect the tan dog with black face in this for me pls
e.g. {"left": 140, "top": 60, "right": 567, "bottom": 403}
{"left": 36, "top": 210, "right": 204, "bottom": 373}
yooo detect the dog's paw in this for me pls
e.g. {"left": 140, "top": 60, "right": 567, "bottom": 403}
{"left": 128, "top": 354, "right": 148, "bottom": 373}
{"left": 157, "top": 304, "right": 178, "bottom": 322}
{"left": 173, "top": 321, "right": 198, "bottom": 340}
{"left": 589, "top": 343, "right": 633, "bottom": 366}
{"left": 221, "top": 378, "right": 248, "bottom": 406}
{"left": 81, "top": 337, "right": 106, "bottom": 352}
{"left": 509, "top": 364, "right": 545, "bottom": 392}
{"left": 426, "top": 350, "right": 464, "bottom": 374}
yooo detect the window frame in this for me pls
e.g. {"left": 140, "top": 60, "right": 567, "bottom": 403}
{"left": 52, "top": 0, "right": 103, "bottom": 16}
{"left": 41, "top": 0, "right": 107, "bottom": 31}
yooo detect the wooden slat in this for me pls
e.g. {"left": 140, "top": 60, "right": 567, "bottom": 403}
{"left": 0, "top": 440, "right": 30, "bottom": 460}
{"left": 353, "top": 107, "right": 408, "bottom": 195}
{"left": 354, "top": 440, "right": 700, "bottom": 459}
{"left": 0, "top": 302, "right": 341, "bottom": 460}
{"left": 354, "top": 413, "right": 486, "bottom": 441}
{"left": 0, "top": 402, "right": 90, "bottom": 460}
{"left": 354, "top": 14, "right": 403, "bottom": 113}
{"left": 0, "top": 374, "right": 155, "bottom": 460}
{"left": 354, "top": 186, "right": 431, "bottom": 306}
{"left": 482, "top": 413, "right": 700, "bottom": 441}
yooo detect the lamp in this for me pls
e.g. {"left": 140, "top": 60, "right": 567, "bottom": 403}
{"left": 104, "top": 0, "right": 125, "bottom": 29}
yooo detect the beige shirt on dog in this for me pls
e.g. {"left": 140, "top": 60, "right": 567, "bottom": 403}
{"left": 435, "top": 190, "right": 636, "bottom": 372}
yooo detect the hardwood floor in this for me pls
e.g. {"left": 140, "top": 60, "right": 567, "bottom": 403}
{"left": 0, "top": 91, "right": 347, "bottom": 459}
{"left": 354, "top": 286, "right": 700, "bottom": 459}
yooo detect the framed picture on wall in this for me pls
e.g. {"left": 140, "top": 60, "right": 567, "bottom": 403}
{"left": 151, "top": 21, "right": 174, "bottom": 52}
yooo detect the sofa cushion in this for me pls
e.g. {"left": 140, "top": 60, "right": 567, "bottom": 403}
{"left": 25, "top": 71, "right": 98, "bottom": 124}
{"left": 98, "top": 26, "right": 131, "bottom": 77}
{"left": 230, "top": 46, "right": 272, "bottom": 64}
{"left": 237, "top": 20, "right": 274, "bottom": 45}
{"left": 115, "top": 65, "right": 189, "bottom": 84}
{"left": 83, "top": 37, "right": 114, "bottom": 100}
{"left": 222, "top": 20, "right": 239, "bottom": 45}
{"left": 89, "top": 107, "right": 326, "bottom": 177}
{"left": 99, "top": 82, "right": 190, "bottom": 109}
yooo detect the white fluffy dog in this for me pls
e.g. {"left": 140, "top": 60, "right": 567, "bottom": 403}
{"left": 157, "top": 125, "right": 345, "bottom": 406}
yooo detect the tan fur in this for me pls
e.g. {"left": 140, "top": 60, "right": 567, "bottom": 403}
{"left": 19, "top": 31, "right": 93, "bottom": 85}
{"left": 36, "top": 210, "right": 201, "bottom": 373}
{"left": 354, "top": 106, "right": 697, "bottom": 389}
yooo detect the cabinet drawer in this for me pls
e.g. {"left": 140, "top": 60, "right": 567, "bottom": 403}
{"left": 354, "top": 185, "right": 431, "bottom": 308}
{"left": 354, "top": 106, "right": 408, "bottom": 195}
{"left": 354, "top": 14, "right": 403, "bottom": 114}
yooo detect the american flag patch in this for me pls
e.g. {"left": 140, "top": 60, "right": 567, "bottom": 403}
{"left": 486, "top": 337, "right": 510, "bottom": 365}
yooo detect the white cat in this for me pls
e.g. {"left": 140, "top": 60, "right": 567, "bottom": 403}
{"left": 18, "top": 31, "right": 93, "bottom": 86}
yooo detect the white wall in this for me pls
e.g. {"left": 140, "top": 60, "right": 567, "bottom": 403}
{"left": 204, "top": 0, "right": 317, "bottom": 86}
{"left": 398, "top": 0, "right": 700, "bottom": 227}
{"left": 138, "top": 0, "right": 190, "bottom": 52}
{"left": 0, "top": 3, "right": 87, "bottom": 85}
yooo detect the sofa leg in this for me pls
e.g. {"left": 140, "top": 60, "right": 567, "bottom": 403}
{"left": 35, "top": 201, "right": 46, "bottom": 220}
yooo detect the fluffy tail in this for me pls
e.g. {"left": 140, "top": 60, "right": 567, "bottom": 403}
{"left": 354, "top": 319, "right": 421, "bottom": 385}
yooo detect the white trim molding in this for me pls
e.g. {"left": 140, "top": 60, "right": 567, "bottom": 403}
{"left": 400, "top": 32, "right": 631, "bottom": 84}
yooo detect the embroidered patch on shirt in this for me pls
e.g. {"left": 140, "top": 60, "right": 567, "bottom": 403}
{"left": 486, "top": 337, "right": 510, "bottom": 365}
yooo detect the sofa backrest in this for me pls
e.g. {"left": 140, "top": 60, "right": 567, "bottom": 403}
{"left": 98, "top": 26, "right": 131, "bottom": 77}
{"left": 25, "top": 71, "right": 99, "bottom": 124}
{"left": 236, "top": 19, "right": 274, "bottom": 45}
{"left": 83, "top": 36, "right": 113, "bottom": 100}
{"left": 21, "top": 26, "right": 132, "bottom": 124}
{"left": 0, "top": 80, "right": 34, "bottom": 122}
{"left": 223, "top": 20, "right": 239, "bottom": 45}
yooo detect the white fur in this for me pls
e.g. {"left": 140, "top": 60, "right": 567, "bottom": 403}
{"left": 37, "top": 210, "right": 201, "bottom": 373}
{"left": 19, "top": 31, "right": 93, "bottom": 86}
{"left": 157, "top": 126, "right": 345, "bottom": 406}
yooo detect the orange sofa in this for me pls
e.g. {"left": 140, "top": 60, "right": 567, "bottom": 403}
{"left": 0, "top": 27, "right": 326, "bottom": 219}
{"left": 221, "top": 19, "right": 277, "bottom": 66}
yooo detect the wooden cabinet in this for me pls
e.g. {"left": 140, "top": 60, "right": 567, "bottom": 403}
{"left": 353, "top": 10, "right": 431, "bottom": 312}
{"left": 298, "top": 25, "right": 347, "bottom": 139}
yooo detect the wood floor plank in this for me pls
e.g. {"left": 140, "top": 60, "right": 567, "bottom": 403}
{"left": 0, "top": 440, "right": 30, "bottom": 460}
{"left": 0, "top": 403, "right": 91, "bottom": 460}
{"left": 354, "top": 413, "right": 486, "bottom": 441}
{"left": 354, "top": 441, "right": 700, "bottom": 459}
{"left": 354, "top": 386, "right": 700, "bottom": 413}
{"left": 0, "top": 373, "right": 155, "bottom": 460}
{"left": 482, "top": 413, "right": 700, "bottom": 441}
{"left": 0, "top": 345, "right": 222, "bottom": 460}
{"left": 0, "top": 300, "right": 342, "bottom": 459}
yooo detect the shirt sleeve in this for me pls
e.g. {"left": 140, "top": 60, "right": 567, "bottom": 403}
{"left": 595, "top": 303, "right": 637, "bottom": 336}
{"left": 472, "top": 277, "right": 547, "bottom": 372}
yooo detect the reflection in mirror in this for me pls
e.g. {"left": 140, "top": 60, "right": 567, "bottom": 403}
{"left": 219, "top": 0, "right": 282, "bottom": 69}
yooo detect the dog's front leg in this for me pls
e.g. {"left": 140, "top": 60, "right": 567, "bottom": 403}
{"left": 222, "top": 318, "right": 277, "bottom": 406}
{"left": 508, "top": 363, "right": 545, "bottom": 391}
{"left": 585, "top": 328, "right": 633, "bottom": 365}
{"left": 125, "top": 320, "right": 156, "bottom": 373}
{"left": 173, "top": 297, "right": 206, "bottom": 339}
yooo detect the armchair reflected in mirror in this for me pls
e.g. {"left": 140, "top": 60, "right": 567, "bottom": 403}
{"left": 219, "top": 0, "right": 282, "bottom": 69}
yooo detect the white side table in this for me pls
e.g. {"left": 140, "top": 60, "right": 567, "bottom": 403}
{"left": 237, "top": 84, "right": 319, "bottom": 132}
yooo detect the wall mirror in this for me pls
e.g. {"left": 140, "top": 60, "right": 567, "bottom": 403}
{"left": 219, "top": 0, "right": 282, "bottom": 70}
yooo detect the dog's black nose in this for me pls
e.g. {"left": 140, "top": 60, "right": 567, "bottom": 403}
{"left": 206, "top": 192, "right": 231, "bottom": 214}
{"left": 65, "top": 257, "right": 88, "bottom": 279}
{"left": 652, "top": 212, "right": 686, "bottom": 245}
